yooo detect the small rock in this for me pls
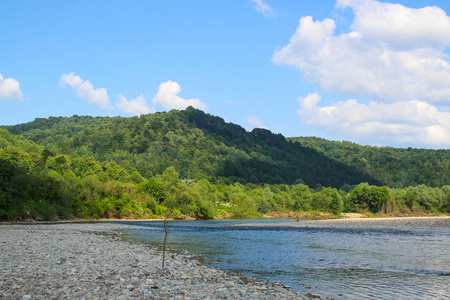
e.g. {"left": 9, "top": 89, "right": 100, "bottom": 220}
{"left": 224, "top": 281, "right": 235, "bottom": 288}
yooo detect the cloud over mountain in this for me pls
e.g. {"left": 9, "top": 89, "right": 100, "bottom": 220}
{"left": 116, "top": 94, "right": 154, "bottom": 116}
{"left": 152, "top": 81, "right": 207, "bottom": 111}
{"left": 59, "top": 73, "right": 112, "bottom": 110}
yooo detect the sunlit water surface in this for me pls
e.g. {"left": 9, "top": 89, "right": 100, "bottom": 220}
{"left": 116, "top": 219, "right": 450, "bottom": 299}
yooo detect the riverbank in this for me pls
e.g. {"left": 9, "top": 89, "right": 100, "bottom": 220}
{"left": 0, "top": 223, "right": 322, "bottom": 299}
{"left": 269, "top": 215, "right": 450, "bottom": 231}
{"left": 1, "top": 211, "right": 448, "bottom": 225}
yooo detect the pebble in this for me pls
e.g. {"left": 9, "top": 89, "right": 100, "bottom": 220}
{"left": 0, "top": 223, "right": 320, "bottom": 299}
{"left": 224, "top": 280, "right": 235, "bottom": 287}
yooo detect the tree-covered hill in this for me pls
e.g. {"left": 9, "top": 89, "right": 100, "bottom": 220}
{"left": 2, "top": 109, "right": 449, "bottom": 221}
{"left": 2, "top": 107, "right": 377, "bottom": 188}
{"left": 289, "top": 137, "right": 450, "bottom": 188}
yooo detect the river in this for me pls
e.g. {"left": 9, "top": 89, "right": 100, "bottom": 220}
{"left": 117, "top": 218, "right": 450, "bottom": 299}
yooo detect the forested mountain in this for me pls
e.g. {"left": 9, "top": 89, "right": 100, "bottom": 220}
{"left": 289, "top": 137, "right": 450, "bottom": 188}
{"left": 2, "top": 107, "right": 377, "bottom": 188}
{"left": 1, "top": 108, "right": 449, "bottom": 221}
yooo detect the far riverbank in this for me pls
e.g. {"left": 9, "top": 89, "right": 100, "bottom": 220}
{"left": 2, "top": 212, "right": 448, "bottom": 226}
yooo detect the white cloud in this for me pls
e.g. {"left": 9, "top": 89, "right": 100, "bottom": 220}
{"left": 116, "top": 94, "right": 154, "bottom": 116}
{"left": 59, "top": 73, "right": 111, "bottom": 109}
{"left": 274, "top": 0, "right": 450, "bottom": 147}
{"left": 152, "top": 80, "right": 207, "bottom": 111}
{"left": 336, "top": 0, "right": 450, "bottom": 49}
{"left": 251, "top": 0, "right": 275, "bottom": 17}
{"left": 0, "top": 73, "right": 23, "bottom": 101}
{"left": 298, "top": 93, "right": 450, "bottom": 147}
{"left": 273, "top": 0, "right": 450, "bottom": 104}
{"left": 247, "top": 115, "right": 267, "bottom": 129}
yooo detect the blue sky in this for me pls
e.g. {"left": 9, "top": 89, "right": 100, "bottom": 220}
{"left": 2, "top": 0, "right": 450, "bottom": 149}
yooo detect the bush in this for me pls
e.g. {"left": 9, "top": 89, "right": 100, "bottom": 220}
{"left": 32, "top": 201, "right": 57, "bottom": 221}
{"left": 196, "top": 199, "right": 214, "bottom": 219}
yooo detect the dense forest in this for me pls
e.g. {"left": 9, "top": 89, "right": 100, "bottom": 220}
{"left": 3, "top": 107, "right": 376, "bottom": 188}
{"left": 1, "top": 107, "right": 449, "bottom": 221}
{"left": 289, "top": 137, "right": 450, "bottom": 188}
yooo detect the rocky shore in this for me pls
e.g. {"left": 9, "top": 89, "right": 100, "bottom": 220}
{"left": 0, "top": 223, "right": 321, "bottom": 299}
{"left": 231, "top": 215, "right": 450, "bottom": 231}
{"left": 294, "top": 216, "right": 450, "bottom": 230}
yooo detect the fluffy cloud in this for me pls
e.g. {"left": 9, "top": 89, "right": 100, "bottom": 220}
{"left": 273, "top": 0, "right": 450, "bottom": 104}
{"left": 116, "top": 94, "right": 154, "bottom": 116}
{"left": 247, "top": 115, "right": 267, "bottom": 129}
{"left": 336, "top": 0, "right": 450, "bottom": 49}
{"left": 298, "top": 93, "right": 450, "bottom": 147}
{"left": 0, "top": 73, "right": 23, "bottom": 101}
{"left": 59, "top": 73, "right": 111, "bottom": 109}
{"left": 251, "top": 0, "right": 275, "bottom": 17}
{"left": 152, "top": 81, "right": 207, "bottom": 111}
{"left": 274, "top": 0, "right": 450, "bottom": 147}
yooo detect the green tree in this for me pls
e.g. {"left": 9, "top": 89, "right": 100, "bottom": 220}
{"left": 144, "top": 178, "right": 166, "bottom": 203}
{"left": 163, "top": 166, "right": 179, "bottom": 188}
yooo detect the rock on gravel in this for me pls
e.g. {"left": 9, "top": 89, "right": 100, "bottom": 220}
{"left": 0, "top": 223, "right": 321, "bottom": 299}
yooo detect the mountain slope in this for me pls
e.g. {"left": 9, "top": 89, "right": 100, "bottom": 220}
{"left": 289, "top": 137, "right": 450, "bottom": 188}
{"left": 3, "top": 107, "right": 378, "bottom": 188}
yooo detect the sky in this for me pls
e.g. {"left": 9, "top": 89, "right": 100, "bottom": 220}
{"left": 2, "top": 0, "right": 450, "bottom": 149}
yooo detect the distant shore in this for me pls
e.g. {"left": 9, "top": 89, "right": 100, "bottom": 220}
{"left": 273, "top": 214, "right": 450, "bottom": 231}
{"left": 1, "top": 212, "right": 449, "bottom": 225}
{"left": 331, "top": 212, "right": 450, "bottom": 221}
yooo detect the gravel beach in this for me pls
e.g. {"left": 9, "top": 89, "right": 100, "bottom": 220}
{"left": 291, "top": 216, "right": 450, "bottom": 230}
{"left": 0, "top": 223, "right": 319, "bottom": 300}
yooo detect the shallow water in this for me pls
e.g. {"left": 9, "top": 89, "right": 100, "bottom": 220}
{"left": 118, "top": 219, "right": 450, "bottom": 299}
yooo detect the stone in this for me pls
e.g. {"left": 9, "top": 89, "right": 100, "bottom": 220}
{"left": 224, "top": 281, "right": 235, "bottom": 288}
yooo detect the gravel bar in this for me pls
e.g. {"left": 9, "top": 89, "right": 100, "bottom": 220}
{"left": 0, "top": 223, "right": 322, "bottom": 300}
{"left": 233, "top": 216, "right": 450, "bottom": 231}
{"left": 294, "top": 216, "right": 450, "bottom": 230}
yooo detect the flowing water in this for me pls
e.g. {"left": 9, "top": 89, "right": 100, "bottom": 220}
{"left": 117, "top": 219, "right": 450, "bottom": 299}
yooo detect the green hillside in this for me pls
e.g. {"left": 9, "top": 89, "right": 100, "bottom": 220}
{"left": 3, "top": 107, "right": 377, "bottom": 188}
{"left": 1, "top": 108, "right": 449, "bottom": 221}
{"left": 289, "top": 137, "right": 450, "bottom": 188}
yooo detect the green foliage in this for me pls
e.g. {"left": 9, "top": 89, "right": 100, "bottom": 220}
{"left": 349, "top": 183, "right": 390, "bottom": 213}
{"left": 324, "top": 187, "right": 343, "bottom": 214}
{"left": 290, "top": 136, "right": 450, "bottom": 188}
{"left": 130, "top": 171, "right": 144, "bottom": 184}
{"left": 162, "top": 166, "right": 179, "bottom": 188}
{"left": 144, "top": 178, "right": 166, "bottom": 203}
{"left": 0, "top": 109, "right": 449, "bottom": 221}
{"left": 46, "top": 155, "right": 71, "bottom": 173}
{"left": 289, "top": 184, "right": 312, "bottom": 211}
{"left": 2, "top": 108, "right": 379, "bottom": 188}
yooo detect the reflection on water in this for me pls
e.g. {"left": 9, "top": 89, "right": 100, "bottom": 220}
{"left": 117, "top": 219, "right": 450, "bottom": 299}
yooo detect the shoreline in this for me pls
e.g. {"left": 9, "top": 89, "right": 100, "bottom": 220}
{"left": 0, "top": 223, "right": 321, "bottom": 299}
{"left": 325, "top": 213, "right": 450, "bottom": 222}
{"left": 1, "top": 212, "right": 449, "bottom": 226}
{"left": 2, "top": 218, "right": 448, "bottom": 299}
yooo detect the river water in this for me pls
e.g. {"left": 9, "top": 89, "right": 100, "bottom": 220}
{"left": 117, "top": 219, "right": 450, "bottom": 299}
